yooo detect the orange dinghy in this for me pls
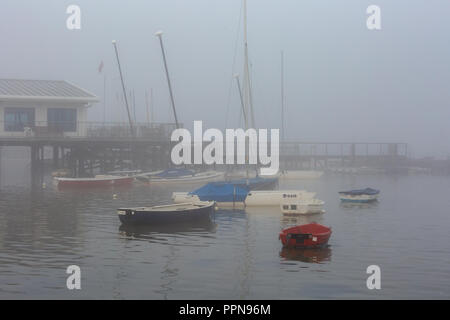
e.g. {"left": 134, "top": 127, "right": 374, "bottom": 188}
{"left": 279, "top": 223, "right": 332, "bottom": 248}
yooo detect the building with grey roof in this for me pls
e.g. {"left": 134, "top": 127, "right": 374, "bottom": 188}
{"left": 0, "top": 79, "right": 98, "bottom": 137}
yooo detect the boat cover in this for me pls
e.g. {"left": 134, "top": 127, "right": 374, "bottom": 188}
{"left": 338, "top": 188, "right": 380, "bottom": 195}
{"left": 225, "top": 176, "right": 278, "bottom": 189}
{"left": 189, "top": 183, "right": 249, "bottom": 202}
{"left": 155, "top": 168, "right": 195, "bottom": 178}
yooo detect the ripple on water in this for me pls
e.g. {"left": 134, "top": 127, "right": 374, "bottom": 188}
{"left": 0, "top": 175, "right": 450, "bottom": 298}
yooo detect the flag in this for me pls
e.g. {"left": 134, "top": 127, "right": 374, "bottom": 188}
{"left": 98, "top": 61, "right": 104, "bottom": 74}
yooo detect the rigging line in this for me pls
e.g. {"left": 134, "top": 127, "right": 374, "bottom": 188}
{"left": 224, "top": 0, "right": 243, "bottom": 130}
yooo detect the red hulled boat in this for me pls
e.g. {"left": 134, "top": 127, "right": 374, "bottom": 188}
{"left": 279, "top": 223, "right": 332, "bottom": 248}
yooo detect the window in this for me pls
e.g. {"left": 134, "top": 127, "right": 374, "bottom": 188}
{"left": 4, "top": 108, "right": 35, "bottom": 132}
{"left": 47, "top": 108, "right": 77, "bottom": 132}
{"left": 290, "top": 205, "right": 297, "bottom": 210}
{"left": 283, "top": 205, "right": 289, "bottom": 210}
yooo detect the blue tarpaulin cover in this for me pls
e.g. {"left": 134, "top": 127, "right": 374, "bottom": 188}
{"left": 155, "top": 168, "right": 194, "bottom": 178}
{"left": 338, "top": 188, "right": 380, "bottom": 195}
{"left": 189, "top": 183, "right": 249, "bottom": 202}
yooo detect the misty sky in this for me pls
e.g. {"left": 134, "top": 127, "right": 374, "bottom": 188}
{"left": 1, "top": 0, "right": 449, "bottom": 158}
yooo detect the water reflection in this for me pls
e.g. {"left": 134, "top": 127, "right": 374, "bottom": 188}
{"left": 280, "top": 213, "right": 325, "bottom": 229}
{"left": 280, "top": 246, "right": 332, "bottom": 264}
{"left": 339, "top": 200, "right": 379, "bottom": 210}
{"left": 118, "top": 221, "right": 217, "bottom": 239}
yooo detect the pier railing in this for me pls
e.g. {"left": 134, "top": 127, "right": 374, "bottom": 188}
{"left": 0, "top": 121, "right": 180, "bottom": 141}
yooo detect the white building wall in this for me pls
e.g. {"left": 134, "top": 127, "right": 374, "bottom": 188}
{"left": 0, "top": 100, "right": 91, "bottom": 137}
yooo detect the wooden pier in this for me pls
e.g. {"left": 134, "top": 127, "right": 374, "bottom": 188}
{"left": 0, "top": 122, "right": 177, "bottom": 185}
{"left": 0, "top": 120, "right": 414, "bottom": 187}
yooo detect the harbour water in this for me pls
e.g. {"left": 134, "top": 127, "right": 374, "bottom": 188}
{"left": 0, "top": 155, "right": 450, "bottom": 299}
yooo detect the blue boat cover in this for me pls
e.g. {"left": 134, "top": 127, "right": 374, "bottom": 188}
{"left": 189, "top": 183, "right": 249, "bottom": 202}
{"left": 338, "top": 187, "right": 380, "bottom": 195}
{"left": 155, "top": 168, "right": 194, "bottom": 178}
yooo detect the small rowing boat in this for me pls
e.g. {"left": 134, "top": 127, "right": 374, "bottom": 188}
{"left": 117, "top": 201, "right": 215, "bottom": 225}
{"left": 55, "top": 175, "right": 134, "bottom": 188}
{"left": 279, "top": 223, "right": 332, "bottom": 248}
{"left": 338, "top": 187, "right": 380, "bottom": 203}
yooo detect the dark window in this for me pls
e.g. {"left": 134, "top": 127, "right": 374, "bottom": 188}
{"left": 283, "top": 205, "right": 289, "bottom": 210}
{"left": 47, "top": 108, "right": 77, "bottom": 132}
{"left": 4, "top": 108, "right": 35, "bottom": 132}
{"left": 290, "top": 205, "right": 297, "bottom": 210}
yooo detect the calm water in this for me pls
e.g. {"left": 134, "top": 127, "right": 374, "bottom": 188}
{"left": 1, "top": 155, "right": 450, "bottom": 299}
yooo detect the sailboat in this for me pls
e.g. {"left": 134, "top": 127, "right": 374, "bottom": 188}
{"left": 227, "top": 0, "right": 278, "bottom": 185}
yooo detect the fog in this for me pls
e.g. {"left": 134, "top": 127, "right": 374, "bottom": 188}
{"left": 1, "top": 0, "right": 449, "bottom": 158}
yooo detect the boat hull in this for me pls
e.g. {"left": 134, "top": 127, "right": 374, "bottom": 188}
{"left": 117, "top": 202, "right": 215, "bottom": 225}
{"left": 139, "top": 171, "right": 224, "bottom": 184}
{"left": 55, "top": 176, "right": 134, "bottom": 189}
{"left": 281, "top": 200, "right": 325, "bottom": 215}
{"left": 279, "top": 223, "right": 332, "bottom": 248}
{"left": 339, "top": 194, "right": 378, "bottom": 203}
{"left": 245, "top": 190, "right": 316, "bottom": 206}
{"left": 172, "top": 190, "right": 317, "bottom": 208}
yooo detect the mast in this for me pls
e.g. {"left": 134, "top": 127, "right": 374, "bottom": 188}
{"left": 281, "top": 50, "right": 285, "bottom": 141}
{"left": 155, "top": 31, "right": 180, "bottom": 129}
{"left": 112, "top": 40, "right": 134, "bottom": 136}
{"left": 242, "top": 0, "right": 250, "bottom": 130}
{"left": 103, "top": 73, "right": 107, "bottom": 124}
{"left": 145, "top": 89, "right": 150, "bottom": 125}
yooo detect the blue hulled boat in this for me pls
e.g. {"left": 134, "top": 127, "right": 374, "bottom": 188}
{"left": 338, "top": 188, "right": 380, "bottom": 203}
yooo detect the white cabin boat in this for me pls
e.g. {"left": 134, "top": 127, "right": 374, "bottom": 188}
{"left": 244, "top": 190, "right": 316, "bottom": 206}
{"left": 173, "top": 189, "right": 317, "bottom": 208}
{"left": 280, "top": 198, "right": 325, "bottom": 215}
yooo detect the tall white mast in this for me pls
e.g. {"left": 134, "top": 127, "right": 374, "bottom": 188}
{"left": 242, "top": 0, "right": 253, "bottom": 130}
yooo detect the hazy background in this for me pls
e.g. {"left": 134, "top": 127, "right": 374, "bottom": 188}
{"left": 0, "top": 0, "right": 449, "bottom": 158}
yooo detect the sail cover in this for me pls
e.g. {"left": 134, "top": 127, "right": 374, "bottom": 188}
{"left": 189, "top": 183, "right": 249, "bottom": 202}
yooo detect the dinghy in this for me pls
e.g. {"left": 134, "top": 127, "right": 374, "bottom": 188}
{"left": 338, "top": 188, "right": 380, "bottom": 203}
{"left": 280, "top": 198, "right": 325, "bottom": 215}
{"left": 279, "top": 223, "right": 332, "bottom": 248}
{"left": 117, "top": 201, "right": 215, "bottom": 225}
{"left": 55, "top": 175, "right": 134, "bottom": 188}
